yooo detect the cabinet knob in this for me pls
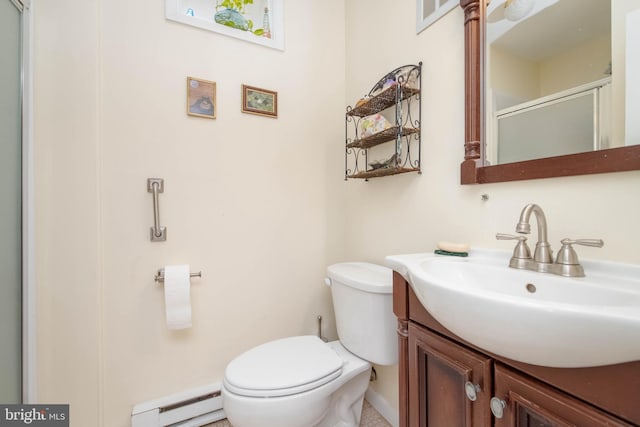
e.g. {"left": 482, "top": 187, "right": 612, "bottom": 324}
{"left": 490, "top": 397, "right": 506, "bottom": 418}
{"left": 464, "top": 381, "right": 481, "bottom": 401}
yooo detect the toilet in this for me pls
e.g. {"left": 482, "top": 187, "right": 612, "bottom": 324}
{"left": 222, "top": 262, "right": 397, "bottom": 427}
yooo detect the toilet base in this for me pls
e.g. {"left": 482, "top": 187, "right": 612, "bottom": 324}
{"left": 316, "top": 368, "right": 370, "bottom": 427}
{"left": 223, "top": 341, "right": 371, "bottom": 427}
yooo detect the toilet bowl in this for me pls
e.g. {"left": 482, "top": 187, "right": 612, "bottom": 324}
{"left": 222, "top": 262, "right": 396, "bottom": 427}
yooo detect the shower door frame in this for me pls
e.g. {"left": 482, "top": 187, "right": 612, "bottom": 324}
{"left": 12, "top": 0, "right": 36, "bottom": 403}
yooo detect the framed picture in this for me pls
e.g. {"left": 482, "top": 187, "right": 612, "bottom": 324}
{"left": 187, "top": 77, "right": 216, "bottom": 119}
{"left": 165, "top": 0, "right": 284, "bottom": 51}
{"left": 416, "top": 0, "right": 457, "bottom": 34}
{"left": 241, "top": 84, "right": 277, "bottom": 118}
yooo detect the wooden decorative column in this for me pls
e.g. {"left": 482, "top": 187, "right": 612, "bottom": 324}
{"left": 460, "top": 0, "right": 483, "bottom": 183}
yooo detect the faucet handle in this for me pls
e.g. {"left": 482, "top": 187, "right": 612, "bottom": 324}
{"left": 553, "top": 238, "right": 603, "bottom": 277}
{"left": 555, "top": 238, "right": 604, "bottom": 265}
{"left": 561, "top": 238, "right": 604, "bottom": 248}
{"left": 496, "top": 233, "right": 531, "bottom": 260}
{"left": 496, "top": 233, "right": 525, "bottom": 241}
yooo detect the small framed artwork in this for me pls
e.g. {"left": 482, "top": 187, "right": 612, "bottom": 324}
{"left": 241, "top": 84, "right": 278, "bottom": 118}
{"left": 187, "top": 77, "right": 216, "bottom": 119}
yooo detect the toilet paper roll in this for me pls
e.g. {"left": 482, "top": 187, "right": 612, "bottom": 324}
{"left": 163, "top": 264, "right": 192, "bottom": 330}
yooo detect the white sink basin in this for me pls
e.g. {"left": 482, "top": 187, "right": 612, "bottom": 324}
{"left": 386, "top": 249, "right": 640, "bottom": 368}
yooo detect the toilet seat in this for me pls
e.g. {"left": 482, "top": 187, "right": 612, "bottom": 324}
{"left": 223, "top": 336, "right": 343, "bottom": 398}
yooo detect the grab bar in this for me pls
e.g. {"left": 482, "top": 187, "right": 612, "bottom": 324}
{"left": 147, "top": 178, "right": 167, "bottom": 241}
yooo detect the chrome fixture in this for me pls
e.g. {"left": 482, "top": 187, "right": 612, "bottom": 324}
{"left": 155, "top": 268, "right": 202, "bottom": 283}
{"left": 147, "top": 178, "right": 166, "bottom": 242}
{"left": 317, "top": 315, "right": 328, "bottom": 342}
{"left": 554, "top": 238, "right": 605, "bottom": 277}
{"left": 370, "top": 367, "right": 377, "bottom": 382}
{"left": 516, "top": 203, "right": 553, "bottom": 264}
{"left": 464, "top": 381, "right": 481, "bottom": 402}
{"left": 490, "top": 397, "right": 506, "bottom": 419}
{"left": 497, "top": 204, "right": 603, "bottom": 277}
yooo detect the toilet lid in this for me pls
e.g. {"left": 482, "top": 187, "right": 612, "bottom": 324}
{"left": 223, "top": 336, "right": 343, "bottom": 398}
{"left": 326, "top": 262, "right": 392, "bottom": 294}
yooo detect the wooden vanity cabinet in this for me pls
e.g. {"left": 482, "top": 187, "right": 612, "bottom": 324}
{"left": 493, "top": 365, "right": 632, "bottom": 427}
{"left": 393, "top": 272, "right": 640, "bottom": 427}
{"left": 408, "top": 323, "right": 492, "bottom": 427}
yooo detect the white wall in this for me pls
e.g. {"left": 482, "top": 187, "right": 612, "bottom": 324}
{"left": 343, "top": 0, "right": 640, "bottom": 414}
{"left": 34, "top": 0, "right": 345, "bottom": 425}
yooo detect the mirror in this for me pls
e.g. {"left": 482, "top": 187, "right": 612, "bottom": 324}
{"left": 460, "top": 0, "right": 640, "bottom": 184}
{"left": 487, "top": 0, "right": 613, "bottom": 165}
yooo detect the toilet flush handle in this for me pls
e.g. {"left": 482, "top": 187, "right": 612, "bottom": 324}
{"left": 324, "top": 278, "right": 331, "bottom": 286}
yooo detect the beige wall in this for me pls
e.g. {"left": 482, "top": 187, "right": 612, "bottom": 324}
{"left": 35, "top": 0, "right": 345, "bottom": 425}
{"left": 538, "top": 33, "right": 611, "bottom": 97}
{"left": 489, "top": 45, "right": 539, "bottom": 105}
{"left": 489, "top": 33, "right": 611, "bottom": 103}
{"left": 34, "top": 0, "right": 102, "bottom": 422}
{"left": 34, "top": 0, "right": 640, "bottom": 426}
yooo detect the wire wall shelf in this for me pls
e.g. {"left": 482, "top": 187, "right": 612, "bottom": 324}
{"left": 345, "top": 63, "right": 422, "bottom": 180}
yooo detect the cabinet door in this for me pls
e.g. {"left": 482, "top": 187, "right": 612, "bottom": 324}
{"left": 408, "top": 323, "right": 492, "bottom": 427}
{"left": 493, "top": 364, "right": 634, "bottom": 427}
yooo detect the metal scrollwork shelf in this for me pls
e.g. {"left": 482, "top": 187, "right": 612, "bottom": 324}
{"left": 345, "top": 63, "right": 422, "bottom": 180}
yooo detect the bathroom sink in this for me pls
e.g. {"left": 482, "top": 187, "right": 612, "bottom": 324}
{"left": 386, "top": 249, "right": 640, "bottom": 368}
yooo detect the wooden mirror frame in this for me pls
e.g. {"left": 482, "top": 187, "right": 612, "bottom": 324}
{"left": 460, "top": 0, "right": 640, "bottom": 184}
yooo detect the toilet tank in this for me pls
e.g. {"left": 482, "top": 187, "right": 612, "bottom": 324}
{"left": 326, "top": 262, "right": 397, "bottom": 366}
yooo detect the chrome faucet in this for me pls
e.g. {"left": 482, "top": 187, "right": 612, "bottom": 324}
{"left": 516, "top": 203, "right": 553, "bottom": 265}
{"left": 497, "top": 204, "right": 604, "bottom": 277}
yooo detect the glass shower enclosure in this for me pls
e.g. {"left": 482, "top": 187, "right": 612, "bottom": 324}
{"left": 0, "top": 0, "right": 24, "bottom": 403}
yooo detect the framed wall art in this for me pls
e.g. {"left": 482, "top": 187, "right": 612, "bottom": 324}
{"left": 166, "top": 0, "right": 284, "bottom": 51}
{"left": 187, "top": 77, "right": 216, "bottom": 119}
{"left": 241, "top": 84, "right": 277, "bottom": 118}
{"left": 416, "top": 0, "right": 457, "bottom": 33}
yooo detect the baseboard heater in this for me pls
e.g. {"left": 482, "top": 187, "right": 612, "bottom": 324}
{"left": 131, "top": 382, "right": 226, "bottom": 427}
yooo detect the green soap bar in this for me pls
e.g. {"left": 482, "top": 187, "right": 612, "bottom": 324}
{"left": 434, "top": 249, "right": 469, "bottom": 257}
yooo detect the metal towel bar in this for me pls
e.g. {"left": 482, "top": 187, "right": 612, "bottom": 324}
{"left": 155, "top": 269, "right": 202, "bottom": 283}
{"left": 147, "top": 178, "right": 167, "bottom": 241}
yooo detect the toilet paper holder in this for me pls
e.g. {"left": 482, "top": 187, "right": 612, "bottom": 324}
{"left": 155, "top": 268, "right": 202, "bottom": 283}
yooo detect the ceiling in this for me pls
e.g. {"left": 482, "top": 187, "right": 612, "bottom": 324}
{"left": 488, "top": 0, "right": 611, "bottom": 61}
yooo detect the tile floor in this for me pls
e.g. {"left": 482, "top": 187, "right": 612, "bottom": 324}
{"left": 206, "top": 399, "right": 392, "bottom": 427}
